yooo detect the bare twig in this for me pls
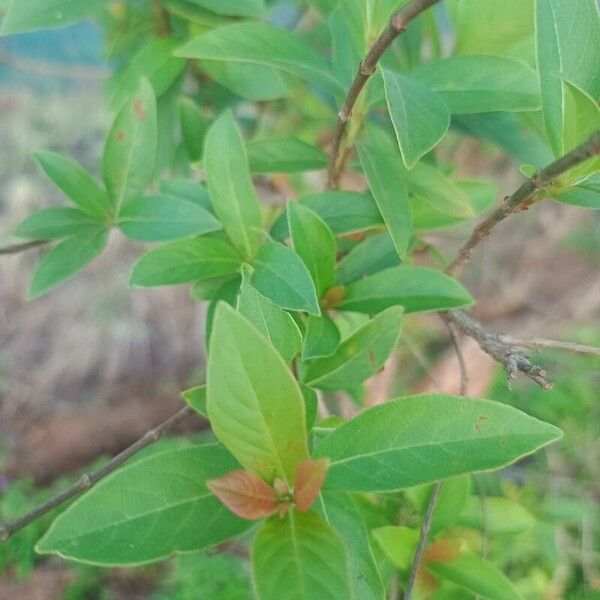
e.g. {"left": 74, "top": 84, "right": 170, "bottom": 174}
{"left": 0, "top": 405, "right": 194, "bottom": 542}
{"left": 326, "top": 0, "right": 441, "bottom": 188}
{"left": 446, "top": 310, "right": 553, "bottom": 389}
{"left": 404, "top": 481, "right": 442, "bottom": 600}
{"left": 448, "top": 130, "right": 600, "bottom": 276}
{"left": 443, "top": 317, "right": 469, "bottom": 395}
{"left": 0, "top": 239, "right": 50, "bottom": 256}
{"left": 497, "top": 335, "right": 600, "bottom": 357}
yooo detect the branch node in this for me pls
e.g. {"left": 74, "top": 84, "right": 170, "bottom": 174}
{"left": 80, "top": 474, "right": 92, "bottom": 489}
{"left": 359, "top": 60, "right": 376, "bottom": 76}
{"left": 390, "top": 14, "right": 408, "bottom": 32}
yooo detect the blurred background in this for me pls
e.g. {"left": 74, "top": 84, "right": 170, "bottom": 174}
{"left": 0, "top": 9, "right": 599, "bottom": 600}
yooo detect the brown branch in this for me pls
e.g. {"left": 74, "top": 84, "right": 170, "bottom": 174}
{"left": 0, "top": 239, "right": 50, "bottom": 255}
{"left": 404, "top": 481, "right": 442, "bottom": 600}
{"left": 496, "top": 335, "right": 600, "bottom": 357}
{"left": 448, "top": 130, "right": 600, "bottom": 276}
{"left": 443, "top": 317, "right": 469, "bottom": 395}
{"left": 446, "top": 311, "right": 552, "bottom": 389}
{"left": 326, "top": 0, "right": 441, "bottom": 189}
{"left": 0, "top": 405, "right": 194, "bottom": 542}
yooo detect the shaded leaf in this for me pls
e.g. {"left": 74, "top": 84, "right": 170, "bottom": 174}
{"left": 373, "top": 526, "right": 418, "bottom": 570}
{"left": 555, "top": 174, "right": 600, "bottom": 209}
{"left": 247, "top": 138, "right": 327, "bottom": 173}
{"left": 179, "top": 97, "right": 208, "bottom": 161}
{"left": 302, "top": 315, "right": 340, "bottom": 360}
{"left": 458, "top": 496, "right": 535, "bottom": 535}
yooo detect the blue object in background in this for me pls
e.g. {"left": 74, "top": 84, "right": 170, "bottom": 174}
{"left": 0, "top": 22, "right": 106, "bottom": 91}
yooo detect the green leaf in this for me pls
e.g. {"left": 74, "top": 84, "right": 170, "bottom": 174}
{"left": 319, "top": 492, "right": 385, "bottom": 600}
{"left": 458, "top": 496, "right": 535, "bottom": 535}
{"left": 187, "top": 0, "right": 264, "bottom": 17}
{"left": 411, "top": 55, "right": 540, "bottom": 114}
{"left": 14, "top": 208, "right": 100, "bottom": 240}
{"left": 358, "top": 144, "right": 412, "bottom": 258}
{"left": 118, "top": 195, "right": 221, "bottom": 241}
{"left": 251, "top": 242, "right": 320, "bottom": 315}
{"left": 35, "top": 151, "right": 112, "bottom": 221}
{"left": 382, "top": 70, "right": 450, "bottom": 168}
{"left": 252, "top": 510, "right": 352, "bottom": 600}
{"left": 314, "top": 394, "right": 562, "bottom": 492}
{"left": 535, "top": 0, "right": 600, "bottom": 155}
{"left": 204, "top": 111, "right": 262, "bottom": 259}
{"left": 205, "top": 276, "right": 241, "bottom": 348}
{"left": 107, "top": 38, "right": 186, "bottom": 112}
{"left": 237, "top": 271, "right": 303, "bottom": 363}
{"left": 129, "top": 238, "right": 241, "bottom": 287}
{"left": 338, "top": 266, "right": 474, "bottom": 314}
{"left": 407, "top": 477, "right": 471, "bottom": 535}
{"left": 1, "top": 0, "right": 106, "bottom": 35}
{"left": 176, "top": 22, "right": 342, "bottom": 95}
{"left": 102, "top": 79, "right": 157, "bottom": 216}
{"left": 179, "top": 97, "right": 208, "bottom": 161}
{"left": 271, "top": 192, "right": 382, "bottom": 240}
{"left": 207, "top": 304, "right": 309, "bottom": 483}
{"left": 29, "top": 229, "right": 108, "bottom": 299}
{"left": 181, "top": 385, "right": 207, "bottom": 418}
{"left": 427, "top": 553, "right": 523, "bottom": 600}
{"left": 335, "top": 233, "right": 400, "bottom": 285}
{"left": 449, "top": 0, "right": 535, "bottom": 57}
{"left": 304, "top": 306, "right": 403, "bottom": 391}
{"left": 287, "top": 203, "right": 336, "bottom": 297}
{"left": 555, "top": 174, "right": 600, "bottom": 209}
{"left": 159, "top": 179, "right": 213, "bottom": 212}
{"left": 203, "top": 61, "right": 292, "bottom": 102}
{"left": 302, "top": 315, "right": 340, "bottom": 360}
{"left": 36, "top": 445, "right": 251, "bottom": 565}
{"left": 405, "top": 162, "right": 475, "bottom": 219}
{"left": 372, "top": 526, "right": 419, "bottom": 570}
{"left": 246, "top": 138, "right": 328, "bottom": 173}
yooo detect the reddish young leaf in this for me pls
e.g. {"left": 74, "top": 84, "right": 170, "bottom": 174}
{"left": 423, "top": 540, "right": 460, "bottom": 564}
{"left": 294, "top": 458, "right": 330, "bottom": 511}
{"left": 207, "top": 470, "right": 277, "bottom": 520}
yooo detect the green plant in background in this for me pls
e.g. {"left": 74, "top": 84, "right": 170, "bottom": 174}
{"left": 1, "top": 0, "right": 599, "bottom": 599}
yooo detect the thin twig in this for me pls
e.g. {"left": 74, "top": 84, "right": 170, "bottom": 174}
{"left": 404, "top": 481, "right": 442, "bottom": 600}
{"left": 442, "top": 317, "right": 469, "bottom": 395}
{"left": 0, "top": 405, "right": 194, "bottom": 542}
{"left": 497, "top": 335, "right": 600, "bottom": 357}
{"left": 0, "top": 51, "right": 109, "bottom": 80}
{"left": 446, "top": 310, "right": 552, "bottom": 389}
{"left": 448, "top": 130, "right": 600, "bottom": 276}
{"left": 326, "top": 0, "right": 441, "bottom": 188}
{"left": 0, "top": 239, "right": 50, "bottom": 256}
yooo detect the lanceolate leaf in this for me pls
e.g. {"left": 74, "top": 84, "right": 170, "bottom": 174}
{"left": 176, "top": 22, "right": 342, "bottom": 95}
{"left": 14, "top": 208, "right": 101, "bottom": 240}
{"left": 271, "top": 192, "right": 382, "bottom": 240}
{"left": 204, "top": 111, "right": 262, "bottom": 260}
{"left": 36, "top": 151, "right": 112, "bottom": 220}
{"left": 179, "top": 97, "right": 208, "bottom": 161}
{"left": 554, "top": 173, "right": 600, "bottom": 209}
{"left": 29, "top": 229, "right": 108, "bottom": 299}
{"left": 411, "top": 55, "right": 540, "bottom": 114}
{"left": 314, "top": 394, "right": 562, "bottom": 492}
{"left": 427, "top": 553, "right": 523, "bottom": 600}
{"left": 304, "top": 307, "right": 403, "bottom": 391}
{"left": 335, "top": 233, "right": 400, "bottom": 285}
{"left": 181, "top": 385, "right": 207, "bottom": 418}
{"left": 458, "top": 496, "right": 535, "bottom": 535}
{"left": 382, "top": 70, "right": 450, "bottom": 168}
{"left": 129, "top": 238, "right": 241, "bottom": 287}
{"left": 338, "top": 266, "right": 474, "bottom": 314}
{"left": 372, "top": 526, "right": 419, "bottom": 570}
{"left": 247, "top": 138, "right": 328, "bottom": 173}
{"left": 319, "top": 492, "right": 386, "bottom": 600}
{"left": 302, "top": 315, "right": 340, "bottom": 360}
{"left": 358, "top": 143, "right": 412, "bottom": 259}
{"left": 251, "top": 242, "right": 320, "bottom": 315}
{"left": 36, "top": 445, "right": 252, "bottom": 565}
{"left": 118, "top": 195, "right": 222, "bottom": 241}
{"left": 237, "top": 272, "right": 303, "bottom": 362}
{"left": 102, "top": 79, "right": 157, "bottom": 215}
{"left": 287, "top": 202, "right": 336, "bottom": 297}
{"left": 207, "top": 470, "right": 277, "bottom": 520}
{"left": 207, "top": 304, "right": 309, "bottom": 483}
{"left": 252, "top": 510, "right": 352, "bottom": 600}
